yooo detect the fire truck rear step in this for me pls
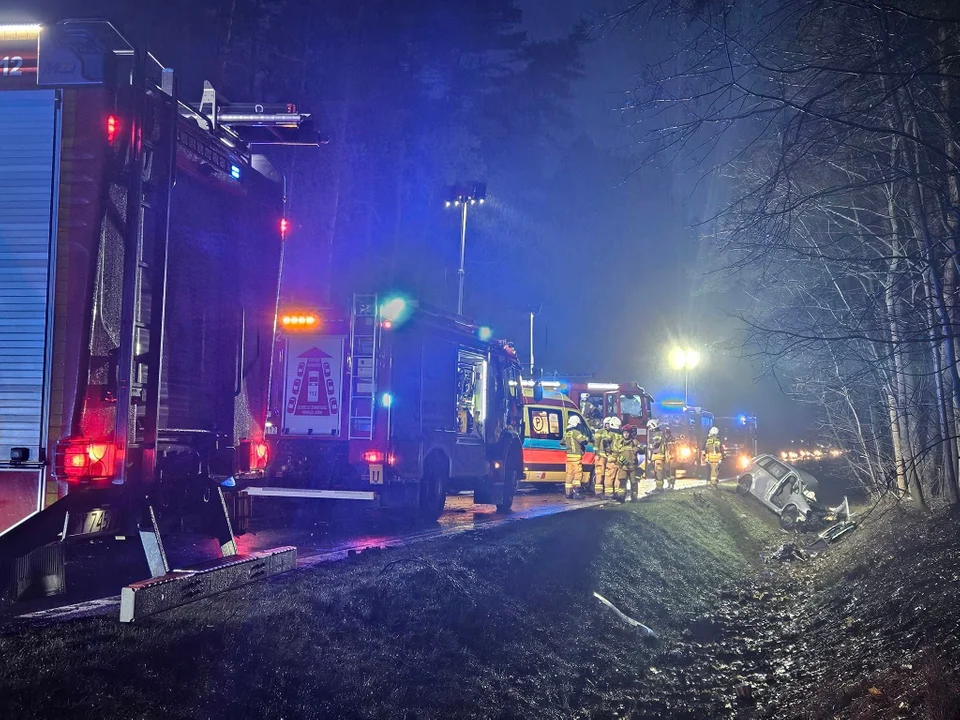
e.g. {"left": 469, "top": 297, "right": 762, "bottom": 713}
{"left": 242, "top": 487, "right": 377, "bottom": 501}
{"left": 119, "top": 546, "right": 297, "bottom": 622}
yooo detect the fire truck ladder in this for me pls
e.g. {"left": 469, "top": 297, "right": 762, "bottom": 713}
{"left": 111, "top": 54, "right": 225, "bottom": 579}
{"left": 349, "top": 294, "right": 380, "bottom": 440}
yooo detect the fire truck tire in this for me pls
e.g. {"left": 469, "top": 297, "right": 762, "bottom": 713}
{"left": 496, "top": 464, "right": 519, "bottom": 513}
{"left": 419, "top": 455, "right": 447, "bottom": 523}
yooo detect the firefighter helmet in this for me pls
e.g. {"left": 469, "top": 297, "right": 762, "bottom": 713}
{"left": 647, "top": 418, "right": 660, "bottom": 430}
{"left": 567, "top": 415, "right": 581, "bottom": 430}
{"left": 602, "top": 416, "right": 613, "bottom": 429}
{"left": 608, "top": 417, "right": 622, "bottom": 431}
{"left": 709, "top": 426, "right": 720, "bottom": 437}
{"left": 622, "top": 424, "right": 637, "bottom": 439}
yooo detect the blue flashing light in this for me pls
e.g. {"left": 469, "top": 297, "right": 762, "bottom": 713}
{"left": 380, "top": 297, "right": 408, "bottom": 323}
{"left": 381, "top": 392, "right": 393, "bottom": 409}
{"left": 478, "top": 326, "right": 493, "bottom": 342}
{"left": 739, "top": 414, "right": 747, "bottom": 425}
{"left": 230, "top": 164, "right": 242, "bottom": 180}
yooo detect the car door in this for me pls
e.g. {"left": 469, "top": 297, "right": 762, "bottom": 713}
{"left": 752, "top": 457, "right": 779, "bottom": 501}
{"left": 769, "top": 473, "right": 798, "bottom": 509}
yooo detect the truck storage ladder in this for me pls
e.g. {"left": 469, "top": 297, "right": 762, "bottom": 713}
{"left": 112, "top": 55, "right": 189, "bottom": 577}
{"left": 348, "top": 294, "right": 379, "bottom": 440}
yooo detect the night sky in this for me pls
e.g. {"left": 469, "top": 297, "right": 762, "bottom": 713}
{"left": 17, "top": 0, "right": 814, "bottom": 447}
{"left": 517, "top": 0, "right": 813, "bottom": 447}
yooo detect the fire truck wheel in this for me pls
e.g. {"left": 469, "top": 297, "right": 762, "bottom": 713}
{"left": 419, "top": 456, "right": 447, "bottom": 523}
{"left": 496, "top": 463, "right": 519, "bottom": 513}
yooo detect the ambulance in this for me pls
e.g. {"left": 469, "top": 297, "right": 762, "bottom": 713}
{"left": 520, "top": 385, "right": 595, "bottom": 486}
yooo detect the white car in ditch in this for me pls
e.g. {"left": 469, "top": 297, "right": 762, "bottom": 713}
{"left": 736, "top": 454, "right": 851, "bottom": 531}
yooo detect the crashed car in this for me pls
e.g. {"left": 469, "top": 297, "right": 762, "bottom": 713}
{"left": 736, "top": 454, "right": 850, "bottom": 531}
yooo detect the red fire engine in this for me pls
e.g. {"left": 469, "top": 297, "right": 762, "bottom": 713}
{"left": 245, "top": 296, "right": 526, "bottom": 521}
{"left": 0, "top": 21, "right": 317, "bottom": 614}
{"left": 564, "top": 382, "right": 654, "bottom": 445}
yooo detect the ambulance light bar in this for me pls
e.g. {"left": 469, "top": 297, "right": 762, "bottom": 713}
{"left": 0, "top": 24, "right": 42, "bottom": 34}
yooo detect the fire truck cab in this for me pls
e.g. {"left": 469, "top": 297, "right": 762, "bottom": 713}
{"left": 659, "top": 405, "right": 715, "bottom": 479}
{"left": 253, "top": 296, "right": 526, "bottom": 521}
{"left": 715, "top": 414, "right": 758, "bottom": 475}
{"left": 565, "top": 382, "right": 654, "bottom": 445}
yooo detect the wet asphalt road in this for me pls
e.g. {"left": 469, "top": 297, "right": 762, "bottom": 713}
{"left": 4, "top": 478, "right": 712, "bottom": 626}
{"left": 219, "top": 475, "right": 711, "bottom": 566}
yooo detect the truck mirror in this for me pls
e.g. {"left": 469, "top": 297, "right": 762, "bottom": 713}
{"left": 533, "top": 381, "right": 544, "bottom": 403}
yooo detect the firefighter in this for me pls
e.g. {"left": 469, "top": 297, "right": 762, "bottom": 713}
{"left": 561, "top": 415, "right": 589, "bottom": 499}
{"left": 705, "top": 426, "right": 724, "bottom": 488}
{"left": 663, "top": 425, "right": 677, "bottom": 490}
{"left": 647, "top": 418, "right": 668, "bottom": 491}
{"left": 593, "top": 417, "right": 613, "bottom": 496}
{"left": 616, "top": 424, "right": 642, "bottom": 502}
{"left": 604, "top": 417, "right": 622, "bottom": 494}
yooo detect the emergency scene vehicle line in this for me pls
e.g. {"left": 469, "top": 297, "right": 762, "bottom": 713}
{"left": 1, "top": 6, "right": 959, "bottom": 720}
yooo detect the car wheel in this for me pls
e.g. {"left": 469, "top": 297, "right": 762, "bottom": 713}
{"left": 418, "top": 456, "right": 447, "bottom": 523}
{"left": 736, "top": 474, "right": 752, "bottom": 495}
{"left": 496, "top": 463, "right": 519, "bottom": 513}
{"left": 779, "top": 505, "right": 800, "bottom": 531}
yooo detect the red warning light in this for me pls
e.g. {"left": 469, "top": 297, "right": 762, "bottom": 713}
{"left": 280, "top": 218, "right": 289, "bottom": 237}
{"left": 107, "top": 115, "right": 119, "bottom": 144}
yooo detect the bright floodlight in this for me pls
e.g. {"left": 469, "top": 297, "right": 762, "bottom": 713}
{"left": 669, "top": 347, "right": 700, "bottom": 369}
{"left": 669, "top": 347, "right": 687, "bottom": 369}
{"left": 477, "top": 326, "right": 493, "bottom": 342}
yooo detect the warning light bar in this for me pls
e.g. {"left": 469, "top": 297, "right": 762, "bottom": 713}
{"left": 280, "top": 314, "right": 319, "bottom": 329}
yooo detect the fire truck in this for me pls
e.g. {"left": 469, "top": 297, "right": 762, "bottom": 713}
{"left": 246, "top": 296, "right": 526, "bottom": 521}
{"left": 0, "top": 21, "right": 318, "bottom": 614}
{"left": 715, "top": 414, "right": 758, "bottom": 475}
{"left": 564, "top": 382, "right": 654, "bottom": 445}
{"left": 657, "top": 404, "right": 715, "bottom": 479}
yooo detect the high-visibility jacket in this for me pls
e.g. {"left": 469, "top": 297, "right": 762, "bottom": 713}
{"left": 705, "top": 437, "right": 723, "bottom": 463}
{"left": 561, "top": 428, "right": 588, "bottom": 458}
{"left": 648, "top": 429, "right": 666, "bottom": 460}
{"left": 616, "top": 437, "right": 640, "bottom": 469}
{"left": 593, "top": 427, "right": 611, "bottom": 458}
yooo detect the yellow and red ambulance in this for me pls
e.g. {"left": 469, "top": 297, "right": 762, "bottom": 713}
{"left": 521, "top": 385, "right": 595, "bottom": 485}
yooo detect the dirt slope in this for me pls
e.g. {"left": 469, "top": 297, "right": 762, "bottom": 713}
{"left": 770, "top": 502, "right": 960, "bottom": 719}
{"left": 4, "top": 490, "right": 954, "bottom": 720}
{"left": 0, "top": 492, "right": 781, "bottom": 720}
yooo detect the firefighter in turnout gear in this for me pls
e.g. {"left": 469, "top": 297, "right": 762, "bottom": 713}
{"left": 705, "top": 426, "right": 724, "bottom": 488}
{"left": 593, "top": 417, "right": 614, "bottom": 496}
{"left": 648, "top": 418, "right": 668, "bottom": 491}
{"left": 616, "top": 424, "right": 642, "bottom": 502}
{"left": 604, "top": 417, "right": 622, "bottom": 494}
{"left": 562, "top": 415, "right": 589, "bottom": 499}
{"left": 663, "top": 425, "right": 677, "bottom": 490}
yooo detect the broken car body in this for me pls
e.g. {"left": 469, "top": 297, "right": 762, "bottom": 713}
{"left": 736, "top": 454, "right": 851, "bottom": 531}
